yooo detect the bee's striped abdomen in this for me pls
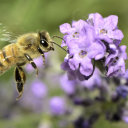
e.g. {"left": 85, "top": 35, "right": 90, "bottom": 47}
{"left": 0, "top": 44, "right": 18, "bottom": 75}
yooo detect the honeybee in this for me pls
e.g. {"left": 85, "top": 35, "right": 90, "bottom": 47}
{"left": 0, "top": 31, "right": 55, "bottom": 100}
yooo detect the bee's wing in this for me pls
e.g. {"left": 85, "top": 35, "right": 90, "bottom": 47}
{"left": 0, "top": 23, "right": 18, "bottom": 48}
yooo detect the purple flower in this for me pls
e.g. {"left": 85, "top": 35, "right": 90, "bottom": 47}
{"left": 106, "top": 45, "right": 127, "bottom": 77}
{"left": 122, "top": 116, "right": 128, "bottom": 123}
{"left": 74, "top": 117, "right": 91, "bottom": 128}
{"left": 60, "top": 20, "right": 86, "bottom": 48}
{"left": 61, "top": 60, "right": 77, "bottom": 80}
{"left": 116, "top": 85, "right": 128, "bottom": 98}
{"left": 60, "top": 19, "right": 106, "bottom": 78}
{"left": 60, "top": 20, "right": 106, "bottom": 58}
{"left": 31, "top": 80, "right": 47, "bottom": 98}
{"left": 61, "top": 59, "right": 91, "bottom": 81}
{"left": 49, "top": 97, "right": 66, "bottom": 116}
{"left": 87, "top": 13, "right": 126, "bottom": 76}
{"left": 60, "top": 12, "right": 126, "bottom": 79}
{"left": 60, "top": 74, "right": 77, "bottom": 95}
{"left": 87, "top": 13, "right": 124, "bottom": 43}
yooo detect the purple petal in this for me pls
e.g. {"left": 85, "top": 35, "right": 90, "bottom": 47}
{"left": 61, "top": 35, "right": 68, "bottom": 47}
{"left": 108, "top": 29, "right": 124, "bottom": 40}
{"left": 72, "top": 19, "right": 86, "bottom": 31}
{"left": 98, "top": 34, "right": 113, "bottom": 43}
{"left": 59, "top": 23, "right": 71, "bottom": 34}
{"left": 68, "top": 57, "right": 79, "bottom": 70}
{"left": 88, "top": 13, "right": 104, "bottom": 28}
{"left": 87, "top": 42, "right": 106, "bottom": 60}
{"left": 104, "top": 15, "right": 118, "bottom": 30}
{"left": 105, "top": 51, "right": 118, "bottom": 66}
{"left": 61, "top": 59, "right": 70, "bottom": 71}
{"left": 107, "top": 57, "right": 125, "bottom": 76}
{"left": 123, "top": 69, "right": 128, "bottom": 79}
{"left": 80, "top": 57, "right": 93, "bottom": 76}
{"left": 68, "top": 40, "right": 80, "bottom": 55}
{"left": 120, "top": 45, "right": 127, "bottom": 60}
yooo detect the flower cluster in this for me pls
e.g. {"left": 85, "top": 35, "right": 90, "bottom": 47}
{"left": 57, "top": 69, "right": 128, "bottom": 127}
{"left": 60, "top": 13, "right": 127, "bottom": 80}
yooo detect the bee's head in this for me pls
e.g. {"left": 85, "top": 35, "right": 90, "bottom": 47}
{"left": 38, "top": 31, "right": 54, "bottom": 52}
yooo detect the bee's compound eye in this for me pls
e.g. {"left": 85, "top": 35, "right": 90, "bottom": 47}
{"left": 40, "top": 39, "right": 48, "bottom": 47}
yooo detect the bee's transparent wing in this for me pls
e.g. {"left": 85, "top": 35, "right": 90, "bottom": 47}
{"left": 0, "top": 23, "right": 17, "bottom": 47}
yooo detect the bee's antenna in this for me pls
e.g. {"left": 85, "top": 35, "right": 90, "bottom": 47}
{"left": 52, "top": 35, "right": 66, "bottom": 43}
{"left": 51, "top": 41, "right": 67, "bottom": 53}
{"left": 52, "top": 35, "right": 67, "bottom": 52}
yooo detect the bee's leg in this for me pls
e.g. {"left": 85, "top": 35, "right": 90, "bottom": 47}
{"left": 15, "top": 66, "right": 26, "bottom": 100}
{"left": 24, "top": 53, "right": 38, "bottom": 75}
{"left": 42, "top": 53, "right": 45, "bottom": 65}
{"left": 37, "top": 47, "right": 45, "bottom": 65}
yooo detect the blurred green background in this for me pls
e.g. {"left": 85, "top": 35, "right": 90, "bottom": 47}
{"left": 0, "top": 0, "right": 128, "bottom": 128}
